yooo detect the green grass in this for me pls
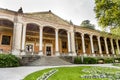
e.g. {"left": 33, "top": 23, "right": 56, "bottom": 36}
{"left": 24, "top": 66, "right": 120, "bottom": 80}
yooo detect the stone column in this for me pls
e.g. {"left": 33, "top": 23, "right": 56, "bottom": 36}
{"left": 12, "top": 22, "right": 23, "bottom": 55}
{"left": 90, "top": 35, "right": 94, "bottom": 55}
{"left": 71, "top": 32, "right": 76, "bottom": 56}
{"left": 97, "top": 36, "right": 102, "bottom": 56}
{"left": 116, "top": 39, "right": 120, "bottom": 54}
{"left": 81, "top": 33, "right": 86, "bottom": 56}
{"left": 104, "top": 37, "right": 109, "bottom": 55}
{"left": 110, "top": 39, "right": 115, "bottom": 54}
{"left": 67, "top": 31, "right": 71, "bottom": 53}
{"left": 21, "top": 23, "right": 26, "bottom": 55}
{"left": 55, "top": 29, "right": 60, "bottom": 56}
{"left": 38, "top": 27, "right": 43, "bottom": 56}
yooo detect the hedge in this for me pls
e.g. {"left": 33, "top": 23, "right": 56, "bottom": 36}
{"left": 74, "top": 56, "right": 119, "bottom": 64}
{"left": 0, "top": 54, "right": 20, "bottom": 67}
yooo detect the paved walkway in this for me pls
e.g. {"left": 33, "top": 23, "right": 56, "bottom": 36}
{"left": 0, "top": 64, "right": 120, "bottom": 80}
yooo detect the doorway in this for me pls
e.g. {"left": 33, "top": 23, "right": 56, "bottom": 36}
{"left": 45, "top": 44, "right": 53, "bottom": 56}
{"left": 26, "top": 43, "right": 34, "bottom": 52}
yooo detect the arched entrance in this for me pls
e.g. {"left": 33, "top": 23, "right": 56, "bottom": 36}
{"left": 84, "top": 34, "right": 91, "bottom": 55}
{"left": 93, "top": 36, "right": 99, "bottom": 56}
{"left": 26, "top": 23, "right": 39, "bottom": 55}
{"left": 43, "top": 26, "right": 55, "bottom": 56}
{"left": 58, "top": 29, "right": 68, "bottom": 55}
{"left": 0, "top": 19, "right": 13, "bottom": 53}
{"left": 75, "top": 32, "right": 82, "bottom": 55}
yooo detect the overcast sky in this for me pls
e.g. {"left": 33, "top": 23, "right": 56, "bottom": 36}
{"left": 0, "top": 0, "right": 100, "bottom": 30}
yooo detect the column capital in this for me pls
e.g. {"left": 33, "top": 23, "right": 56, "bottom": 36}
{"left": 81, "top": 33, "right": 84, "bottom": 37}
{"left": 55, "top": 28, "right": 59, "bottom": 32}
{"left": 39, "top": 26, "right": 43, "bottom": 30}
{"left": 89, "top": 34, "right": 93, "bottom": 38}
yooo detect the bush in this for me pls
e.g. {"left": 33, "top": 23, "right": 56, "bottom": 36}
{"left": 0, "top": 54, "right": 20, "bottom": 67}
{"left": 83, "top": 57, "right": 97, "bottom": 64}
{"left": 104, "top": 58, "right": 114, "bottom": 63}
{"left": 74, "top": 57, "right": 82, "bottom": 64}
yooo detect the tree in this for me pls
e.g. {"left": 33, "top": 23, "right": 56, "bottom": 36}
{"left": 80, "top": 20, "right": 95, "bottom": 29}
{"left": 94, "top": 0, "right": 120, "bottom": 28}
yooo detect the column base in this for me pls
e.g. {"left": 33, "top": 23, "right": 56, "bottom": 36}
{"left": 55, "top": 52, "right": 60, "bottom": 56}
{"left": 92, "top": 53, "right": 96, "bottom": 57}
{"left": 12, "top": 49, "right": 20, "bottom": 55}
{"left": 107, "top": 54, "right": 110, "bottom": 57}
{"left": 20, "top": 51, "right": 26, "bottom": 55}
{"left": 100, "top": 54, "right": 103, "bottom": 57}
{"left": 83, "top": 53, "right": 87, "bottom": 57}
{"left": 72, "top": 53, "right": 77, "bottom": 56}
{"left": 38, "top": 51, "right": 43, "bottom": 56}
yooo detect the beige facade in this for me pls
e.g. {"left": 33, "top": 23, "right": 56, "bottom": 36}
{"left": 0, "top": 8, "right": 120, "bottom": 57}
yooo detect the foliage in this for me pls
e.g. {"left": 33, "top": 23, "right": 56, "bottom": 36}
{"left": 111, "top": 27, "right": 120, "bottom": 36}
{"left": 0, "top": 54, "right": 20, "bottom": 67}
{"left": 74, "top": 57, "right": 82, "bottom": 64}
{"left": 80, "top": 20, "right": 95, "bottom": 29}
{"left": 24, "top": 66, "right": 120, "bottom": 80}
{"left": 94, "top": 0, "right": 120, "bottom": 28}
{"left": 83, "top": 57, "right": 97, "bottom": 64}
{"left": 104, "top": 58, "right": 114, "bottom": 63}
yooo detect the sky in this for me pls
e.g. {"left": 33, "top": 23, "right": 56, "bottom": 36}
{"left": 0, "top": 0, "right": 101, "bottom": 30}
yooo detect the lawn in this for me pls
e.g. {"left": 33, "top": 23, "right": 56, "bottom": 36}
{"left": 24, "top": 66, "right": 120, "bottom": 80}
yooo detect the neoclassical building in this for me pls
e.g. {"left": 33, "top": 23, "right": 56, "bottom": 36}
{"left": 0, "top": 8, "right": 120, "bottom": 57}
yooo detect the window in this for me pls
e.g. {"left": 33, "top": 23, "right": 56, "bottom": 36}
{"left": 1, "top": 35, "right": 11, "bottom": 45}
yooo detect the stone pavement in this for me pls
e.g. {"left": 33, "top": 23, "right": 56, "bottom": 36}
{"left": 0, "top": 64, "right": 120, "bottom": 80}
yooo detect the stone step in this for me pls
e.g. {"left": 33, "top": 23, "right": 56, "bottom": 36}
{"left": 27, "top": 56, "right": 72, "bottom": 66}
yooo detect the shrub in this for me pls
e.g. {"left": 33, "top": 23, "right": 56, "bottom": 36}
{"left": 74, "top": 57, "right": 82, "bottom": 64}
{"left": 83, "top": 57, "right": 97, "bottom": 64}
{"left": 0, "top": 54, "right": 20, "bottom": 67}
{"left": 104, "top": 58, "right": 114, "bottom": 63}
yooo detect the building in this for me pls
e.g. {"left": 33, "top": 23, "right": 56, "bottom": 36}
{"left": 0, "top": 8, "right": 120, "bottom": 57}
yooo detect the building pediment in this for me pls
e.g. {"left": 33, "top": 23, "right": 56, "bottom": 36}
{"left": 25, "top": 11, "right": 71, "bottom": 26}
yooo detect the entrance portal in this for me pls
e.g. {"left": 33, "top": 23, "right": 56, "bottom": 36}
{"left": 26, "top": 44, "right": 33, "bottom": 52}
{"left": 45, "top": 44, "right": 52, "bottom": 56}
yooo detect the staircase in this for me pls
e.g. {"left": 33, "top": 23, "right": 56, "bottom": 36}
{"left": 27, "top": 56, "right": 72, "bottom": 66}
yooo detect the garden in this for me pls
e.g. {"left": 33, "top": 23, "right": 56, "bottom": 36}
{"left": 24, "top": 66, "right": 120, "bottom": 80}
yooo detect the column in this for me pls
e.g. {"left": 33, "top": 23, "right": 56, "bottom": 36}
{"left": 97, "top": 36, "right": 102, "bottom": 55}
{"left": 110, "top": 39, "right": 115, "bottom": 54}
{"left": 67, "top": 31, "right": 71, "bottom": 53}
{"left": 90, "top": 35, "right": 94, "bottom": 54}
{"left": 21, "top": 23, "right": 26, "bottom": 55}
{"left": 71, "top": 32, "right": 76, "bottom": 56}
{"left": 104, "top": 37, "right": 109, "bottom": 55}
{"left": 116, "top": 39, "right": 120, "bottom": 54}
{"left": 38, "top": 27, "right": 43, "bottom": 56}
{"left": 81, "top": 33, "right": 86, "bottom": 54}
{"left": 55, "top": 29, "right": 60, "bottom": 56}
{"left": 12, "top": 22, "right": 23, "bottom": 55}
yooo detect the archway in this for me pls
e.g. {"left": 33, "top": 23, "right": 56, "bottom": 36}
{"left": 107, "top": 38, "right": 112, "bottom": 55}
{"left": 113, "top": 39, "right": 117, "bottom": 55}
{"left": 84, "top": 34, "right": 91, "bottom": 55}
{"left": 58, "top": 29, "right": 67, "bottom": 55}
{"left": 100, "top": 37, "right": 106, "bottom": 55}
{"left": 43, "top": 26, "right": 55, "bottom": 56}
{"left": 26, "top": 23, "right": 39, "bottom": 54}
{"left": 75, "top": 32, "right": 82, "bottom": 55}
{"left": 93, "top": 36, "right": 99, "bottom": 56}
{"left": 0, "top": 19, "right": 13, "bottom": 53}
